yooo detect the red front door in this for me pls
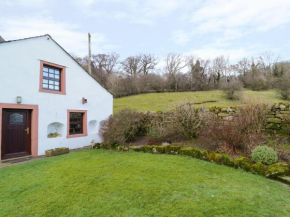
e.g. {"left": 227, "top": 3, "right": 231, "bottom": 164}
{"left": 1, "top": 109, "right": 31, "bottom": 159}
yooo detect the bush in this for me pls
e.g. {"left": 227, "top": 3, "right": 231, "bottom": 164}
{"left": 152, "top": 145, "right": 165, "bottom": 154}
{"left": 251, "top": 146, "right": 278, "bottom": 165}
{"left": 200, "top": 103, "right": 267, "bottom": 156}
{"left": 140, "top": 145, "right": 154, "bottom": 153}
{"left": 221, "top": 154, "right": 234, "bottom": 167}
{"left": 173, "top": 103, "right": 207, "bottom": 139}
{"left": 180, "top": 147, "right": 194, "bottom": 156}
{"left": 276, "top": 76, "right": 290, "bottom": 100}
{"left": 234, "top": 157, "right": 252, "bottom": 171}
{"left": 265, "top": 163, "right": 290, "bottom": 178}
{"left": 251, "top": 162, "right": 266, "bottom": 176}
{"left": 99, "top": 109, "right": 151, "bottom": 145}
{"left": 164, "top": 145, "right": 181, "bottom": 155}
{"left": 221, "top": 80, "right": 243, "bottom": 100}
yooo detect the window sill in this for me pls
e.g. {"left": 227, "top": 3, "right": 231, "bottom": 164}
{"left": 39, "top": 89, "right": 66, "bottom": 95}
{"left": 67, "top": 133, "right": 88, "bottom": 139}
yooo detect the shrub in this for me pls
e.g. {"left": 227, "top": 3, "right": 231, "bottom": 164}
{"left": 99, "top": 109, "right": 151, "bottom": 145}
{"left": 200, "top": 103, "right": 267, "bottom": 156}
{"left": 221, "top": 154, "right": 234, "bottom": 167}
{"left": 140, "top": 145, "right": 154, "bottom": 153}
{"left": 221, "top": 80, "right": 243, "bottom": 100}
{"left": 152, "top": 145, "right": 165, "bottom": 154}
{"left": 180, "top": 147, "right": 194, "bottom": 156}
{"left": 251, "top": 162, "right": 266, "bottom": 176}
{"left": 208, "top": 152, "right": 216, "bottom": 162}
{"left": 93, "top": 143, "right": 101, "bottom": 149}
{"left": 172, "top": 103, "right": 207, "bottom": 139}
{"left": 265, "top": 163, "right": 290, "bottom": 178}
{"left": 251, "top": 146, "right": 278, "bottom": 165}
{"left": 164, "top": 145, "right": 181, "bottom": 155}
{"left": 234, "top": 157, "right": 252, "bottom": 171}
{"left": 276, "top": 76, "right": 290, "bottom": 100}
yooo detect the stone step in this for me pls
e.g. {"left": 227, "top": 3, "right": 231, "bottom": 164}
{"left": 2, "top": 155, "right": 33, "bottom": 164}
{"left": 277, "top": 176, "right": 290, "bottom": 185}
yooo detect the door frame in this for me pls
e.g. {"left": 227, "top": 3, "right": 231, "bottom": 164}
{"left": 0, "top": 103, "right": 38, "bottom": 161}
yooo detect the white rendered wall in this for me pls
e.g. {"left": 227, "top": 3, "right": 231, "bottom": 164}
{"left": 0, "top": 36, "right": 113, "bottom": 155}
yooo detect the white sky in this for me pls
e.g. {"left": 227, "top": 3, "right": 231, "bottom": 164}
{"left": 1, "top": 0, "right": 290, "bottom": 62}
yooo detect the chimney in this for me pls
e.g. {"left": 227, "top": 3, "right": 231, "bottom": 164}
{"left": 0, "top": 36, "right": 5, "bottom": 43}
{"left": 88, "top": 33, "right": 92, "bottom": 75}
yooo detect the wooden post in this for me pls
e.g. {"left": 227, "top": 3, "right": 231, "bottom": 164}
{"left": 88, "top": 33, "right": 92, "bottom": 75}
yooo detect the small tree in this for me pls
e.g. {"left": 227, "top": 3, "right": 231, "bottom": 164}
{"left": 277, "top": 75, "right": 290, "bottom": 100}
{"left": 221, "top": 80, "right": 243, "bottom": 100}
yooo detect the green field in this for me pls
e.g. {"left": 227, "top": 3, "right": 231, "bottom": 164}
{"left": 0, "top": 150, "right": 290, "bottom": 217}
{"left": 114, "top": 90, "right": 289, "bottom": 113}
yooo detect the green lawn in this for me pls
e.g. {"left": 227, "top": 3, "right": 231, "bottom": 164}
{"left": 0, "top": 150, "right": 289, "bottom": 217}
{"left": 114, "top": 90, "right": 289, "bottom": 113}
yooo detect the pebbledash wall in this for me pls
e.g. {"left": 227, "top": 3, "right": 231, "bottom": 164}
{"left": 0, "top": 35, "right": 113, "bottom": 157}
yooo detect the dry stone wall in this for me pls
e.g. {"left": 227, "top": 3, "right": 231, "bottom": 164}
{"left": 205, "top": 103, "right": 290, "bottom": 133}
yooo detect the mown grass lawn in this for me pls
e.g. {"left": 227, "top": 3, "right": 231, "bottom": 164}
{"left": 114, "top": 90, "right": 288, "bottom": 113}
{"left": 0, "top": 150, "right": 290, "bottom": 217}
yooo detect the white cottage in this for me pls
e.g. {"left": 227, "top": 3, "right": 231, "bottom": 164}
{"left": 0, "top": 34, "right": 113, "bottom": 161}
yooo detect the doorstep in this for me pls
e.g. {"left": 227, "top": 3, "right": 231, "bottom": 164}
{"left": 1, "top": 155, "right": 33, "bottom": 163}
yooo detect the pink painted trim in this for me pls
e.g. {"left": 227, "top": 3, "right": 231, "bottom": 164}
{"left": 0, "top": 103, "right": 39, "bottom": 161}
{"left": 39, "top": 60, "right": 66, "bottom": 95}
{"left": 67, "top": 110, "right": 88, "bottom": 139}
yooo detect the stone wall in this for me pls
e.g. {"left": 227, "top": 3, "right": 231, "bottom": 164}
{"left": 206, "top": 103, "right": 290, "bottom": 133}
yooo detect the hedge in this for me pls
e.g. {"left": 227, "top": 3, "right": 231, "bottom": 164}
{"left": 93, "top": 143, "right": 290, "bottom": 179}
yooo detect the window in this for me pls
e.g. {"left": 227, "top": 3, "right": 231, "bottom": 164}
{"left": 69, "top": 113, "right": 83, "bottom": 135}
{"left": 42, "top": 66, "right": 61, "bottom": 91}
{"left": 39, "top": 60, "right": 66, "bottom": 95}
{"left": 67, "top": 110, "right": 87, "bottom": 138}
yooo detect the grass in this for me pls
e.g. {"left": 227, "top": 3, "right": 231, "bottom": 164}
{"left": 0, "top": 150, "right": 290, "bottom": 217}
{"left": 114, "top": 90, "right": 289, "bottom": 113}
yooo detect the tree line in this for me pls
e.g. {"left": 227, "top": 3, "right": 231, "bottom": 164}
{"left": 71, "top": 52, "right": 290, "bottom": 98}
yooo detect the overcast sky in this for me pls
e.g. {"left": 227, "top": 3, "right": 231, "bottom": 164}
{"left": 1, "top": 0, "right": 290, "bottom": 62}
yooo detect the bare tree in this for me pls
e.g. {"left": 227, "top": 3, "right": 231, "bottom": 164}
{"left": 165, "top": 53, "right": 187, "bottom": 91}
{"left": 121, "top": 55, "right": 143, "bottom": 76}
{"left": 92, "top": 53, "right": 120, "bottom": 74}
{"left": 141, "top": 54, "right": 159, "bottom": 75}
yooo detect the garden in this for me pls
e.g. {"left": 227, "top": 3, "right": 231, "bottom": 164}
{"left": 1, "top": 150, "right": 290, "bottom": 216}
{"left": 100, "top": 101, "right": 290, "bottom": 183}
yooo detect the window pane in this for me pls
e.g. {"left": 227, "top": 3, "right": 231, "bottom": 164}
{"left": 43, "top": 84, "right": 48, "bottom": 88}
{"left": 49, "top": 80, "right": 54, "bottom": 85}
{"left": 55, "top": 81, "right": 59, "bottom": 85}
{"left": 55, "top": 75, "right": 60, "bottom": 79}
{"left": 43, "top": 72, "right": 49, "bottom": 77}
{"left": 43, "top": 67, "right": 48, "bottom": 72}
{"left": 43, "top": 79, "right": 48, "bottom": 84}
{"left": 69, "top": 113, "right": 83, "bottom": 135}
{"left": 49, "top": 73, "right": 54, "bottom": 78}
{"left": 49, "top": 68, "right": 54, "bottom": 73}
{"left": 49, "top": 85, "right": 54, "bottom": 89}
{"left": 55, "top": 70, "right": 60, "bottom": 75}
{"left": 55, "top": 86, "right": 59, "bottom": 90}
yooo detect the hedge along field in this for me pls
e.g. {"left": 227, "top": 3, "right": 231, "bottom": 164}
{"left": 1, "top": 150, "right": 290, "bottom": 217}
{"left": 113, "top": 90, "right": 287, "bottom": 113}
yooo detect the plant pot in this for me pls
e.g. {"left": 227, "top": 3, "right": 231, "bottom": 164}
{"left": 45, "top": 147, "right": 69, "bottom": 157}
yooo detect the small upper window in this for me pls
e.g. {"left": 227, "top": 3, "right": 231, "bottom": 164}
{"left": 42, "top": 66, "right": 61, "bottom": 91}
{"left": 39, "top": 60, "right": 66, "bottom": 95}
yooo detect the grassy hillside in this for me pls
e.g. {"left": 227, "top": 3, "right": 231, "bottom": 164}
{"left": 1, "top": 150, "right": 290, "bottom": 216}
{"left": 114, "top": 90, "right": 289, "bottom": 113}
